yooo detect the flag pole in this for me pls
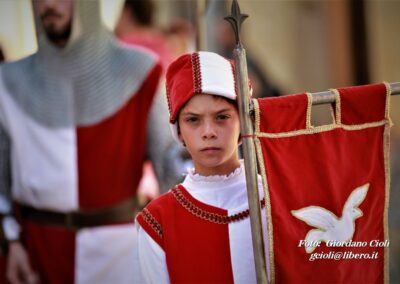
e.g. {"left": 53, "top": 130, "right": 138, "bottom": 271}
{"left": 225, "top": 1, "right": 268, "bottom": 283}
{"left": 309, "top": 82, "right": 400, "bottom": 105}
{"left": 194, "top": 0, "right": 208, "bottom": 51}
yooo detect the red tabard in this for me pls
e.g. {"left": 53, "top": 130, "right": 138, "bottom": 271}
{"left": 20, "top": 63, "right": 162, "bottom": 283}
{"left": 136, "top": 185, "right": 235, "bottom": 283}
{"left": 254, "top": 83, "right": 390, "bottom": 284}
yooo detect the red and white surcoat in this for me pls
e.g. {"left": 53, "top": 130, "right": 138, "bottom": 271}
{"left": 0, "top": 57, "right": 163, "bottom": 283}
{"left": 136, "top": 162, "right": 269, "bottom": 283}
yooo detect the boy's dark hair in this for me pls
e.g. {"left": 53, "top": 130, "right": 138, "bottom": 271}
{"left": 124, "top": 0, "right": 154, "bottom": 26}
{"left": 176, "top": 95, "right": 238, "bottom": 135}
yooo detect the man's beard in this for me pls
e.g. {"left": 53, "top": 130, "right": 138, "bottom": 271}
{"left": 45, "top": 23, "right": 72, "bottom": 45}
{"left": 40, "top": 8, "right": 72, "bottom": 46}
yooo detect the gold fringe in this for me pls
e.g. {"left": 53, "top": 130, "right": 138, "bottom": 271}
{"left": 327, "top": 89, "right": 338, "bottom": 126}
{"left": 384, "top": 82, "right": 394, "bottom": 127}
{"left": 253, "top": 99, "right": 274, "bottom": 284}
{"left": 306, "top": 93, "right": 313, "bottom": 129}
{"left": 329, "top": 88, "right": 342, "bottom": 125}
{"left": 382, "top": 82, "right": 392, "bottom": 284}
{"left": 255, "top": 137, "right": 275, "bottom": 284}
{"left": 253, "top": 98, "right": 261, "bottom": 134}
{"left": 255, "top": 120, "right": 386, "bottom": 138}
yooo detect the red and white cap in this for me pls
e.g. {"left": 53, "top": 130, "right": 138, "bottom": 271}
{"left": 166, "top": 51, "right": 237, "bottom": 143}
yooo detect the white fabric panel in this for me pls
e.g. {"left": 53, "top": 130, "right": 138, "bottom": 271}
{"left": 228, "top": 211, "right": 257, "bottom": 284}
{"left": 198, "top": 51, "right": 236, "bottom": 100}
{"left": 228, "top": 205, "right": 268, "bottom": 284}
{"left": 137, "top": 225, "right": 170, "bottom": 284}
{"left": 76, "top": 223, "right": 142, "bottom": 284}
{"left": 0, "top": 74, "right": 78, "bottom": 211}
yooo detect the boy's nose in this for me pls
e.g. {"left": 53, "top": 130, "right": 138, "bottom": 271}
{"left": 202, "top": 122, "right": 217, "bottom": 140}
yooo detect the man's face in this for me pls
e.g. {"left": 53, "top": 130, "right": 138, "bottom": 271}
{"left": 33, "top": 0, "right": 74, "bottom": 46}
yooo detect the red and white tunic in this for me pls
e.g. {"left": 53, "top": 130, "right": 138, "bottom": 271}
{"left": 0, "top": 57, "right": 164, "bottom": 283}
{"left": 136, "top": 161, "right": 269, "bottom": 283}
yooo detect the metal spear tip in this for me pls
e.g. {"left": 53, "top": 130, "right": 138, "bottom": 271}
{"left": 224, "top": 0, "right": 248, "bottom": 47}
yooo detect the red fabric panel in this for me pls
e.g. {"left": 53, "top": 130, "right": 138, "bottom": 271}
{"left": 77, "top": 64, "right": 162, "bottom": 209}
{"left": 338, "top": 83, "right": 387, "bottom": 125}
{"left": 138, "top": 185, "right": 234, "bottom": 283}
{"left": 23, "top": 222, "right": 75, "bottom": 284}
{"left": 165, "top": 54, "right": 195, "bottom": 123}
{"left": 256, "top": 84, "right": 388, "bottom": 283}
{"left": 260, "top": 129, "right": 385, "bottom": 283}
{"left": 257, "top": 93, "right": 308, "bottom": 133}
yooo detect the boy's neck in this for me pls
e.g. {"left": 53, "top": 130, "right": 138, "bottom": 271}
{"left": 194, "top": 160, "right": 241, "bottom": 177}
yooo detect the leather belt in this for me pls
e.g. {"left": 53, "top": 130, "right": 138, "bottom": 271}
{"left": 18, "top": 197, "right": 140, "bottom": 230}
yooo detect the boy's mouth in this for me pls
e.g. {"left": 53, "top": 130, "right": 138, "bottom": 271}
{"left": 200, "top": 147, "right": 222, "bottom": 152}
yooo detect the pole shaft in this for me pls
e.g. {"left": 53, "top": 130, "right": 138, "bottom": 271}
{"left": 234, "top": 47, "right": 268, "bottom": 284}
{"left": 311, "top": 82, "right": 400, "bottom": 105}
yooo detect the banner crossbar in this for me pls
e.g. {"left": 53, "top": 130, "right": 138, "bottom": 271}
{"left": 311, "top": 82, "right": 400, "bottom": 105}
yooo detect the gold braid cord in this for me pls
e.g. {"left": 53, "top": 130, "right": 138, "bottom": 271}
{"left": 141, "top": 208, "right": 163, "bottom": 239}
{"left": 172, "top": 186, "right": 266, "bottom": 225}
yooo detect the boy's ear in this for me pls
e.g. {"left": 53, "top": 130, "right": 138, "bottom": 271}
{"left": 238, "top": 133, "right": 242, "bottom": 146}
{"left": 178, "top": 133, "right": 186, "bottom": 147}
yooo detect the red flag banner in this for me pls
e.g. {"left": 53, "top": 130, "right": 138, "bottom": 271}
{"left": 254, "top": 83, "right": 392, "bottom": 283}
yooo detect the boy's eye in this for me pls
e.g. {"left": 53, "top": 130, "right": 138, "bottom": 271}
{"left": 216, "top": 114, "right": 230, "bottom": 121}
{"left": 186, "top": 117, "right": 198, "bottom": 123}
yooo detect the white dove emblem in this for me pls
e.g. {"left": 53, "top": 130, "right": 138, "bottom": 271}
{"left": 291, "top": 183, "right": 369, "bottom": 253}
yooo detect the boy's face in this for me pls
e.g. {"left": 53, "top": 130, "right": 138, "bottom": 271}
{"left": 178, "top": 94, "right": 241, "bottom": 176}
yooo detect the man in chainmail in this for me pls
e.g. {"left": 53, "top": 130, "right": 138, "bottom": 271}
{"left": 0, "top": 0, "right": 181, "bottom": 283}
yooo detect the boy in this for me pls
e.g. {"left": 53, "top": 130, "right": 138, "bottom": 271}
{"left": 136, "top": 51, "right": 268, "bottom": 283}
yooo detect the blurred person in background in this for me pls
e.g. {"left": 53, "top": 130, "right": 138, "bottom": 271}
{"left": 115, "top": 0, "right": 175, "bottom": 71}
{"left": 115, "top": 0, "right": 190, "bottom": 202}
{"left": 0, "top": 0, "right": 181, "bottom": 283}
{"left": 116, "top": 0, "right": 174, "bottom": 202}
{"left": 116, "top": 0, "right": 196, "bottom": 65}
{"left": 164, "top": 18, "right": 196, "bottom": 59}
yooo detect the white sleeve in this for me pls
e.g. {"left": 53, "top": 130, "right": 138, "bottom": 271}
{"left": 137, "top": 225, "right": 170, "bottom": 284}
